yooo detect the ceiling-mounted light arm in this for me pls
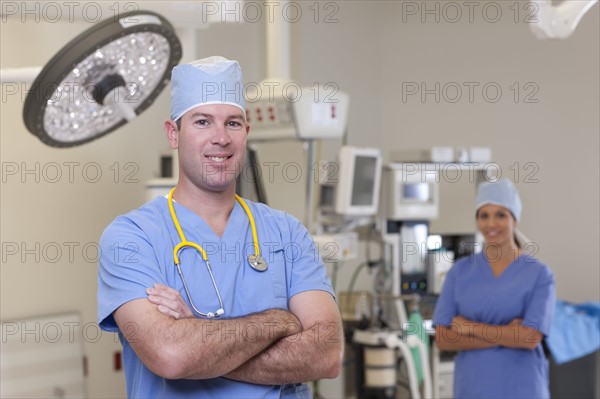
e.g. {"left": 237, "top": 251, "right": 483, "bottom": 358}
{"left": 530, "top": 0, "right": 598, "bottom": 39}
{"left": 266, "top": 0, "right": 291, "bottom": 80}
{"left": 0, "top": 67, "right": 42, "bottom": 83}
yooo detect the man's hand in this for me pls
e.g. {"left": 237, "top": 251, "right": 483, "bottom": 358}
{"left": 225, "top": 290, "right": 343, "bottom": 384}
{"left": 147, "top": 284, "right": 194, "bottom": 320}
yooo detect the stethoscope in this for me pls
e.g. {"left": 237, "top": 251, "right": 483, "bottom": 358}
{"left": 167, "top": 187, "right": 268, "bottom": 318}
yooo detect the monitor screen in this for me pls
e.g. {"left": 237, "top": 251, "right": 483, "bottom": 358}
{"left": 402, "top": 182, "right": 430, "bottom": 203}
{"left": 351, "top": 156, "right": 378, "bottom": 206}
{"left": 335, "top": 146, "right": 383, "bottom": 216}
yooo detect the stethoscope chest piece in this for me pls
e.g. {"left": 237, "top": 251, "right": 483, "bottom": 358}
{"left": 247, "top": 254, "right": 268, "bottom": 272}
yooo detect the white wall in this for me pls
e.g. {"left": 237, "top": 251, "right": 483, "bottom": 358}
{"left": 376, "top": 1, "right": 600, "bottom": 303}
{"left": 1, "top": 1, "right": 598, "bottom": 397}
{"left": 284, "top": 1, "right": 600, "bottom": 303}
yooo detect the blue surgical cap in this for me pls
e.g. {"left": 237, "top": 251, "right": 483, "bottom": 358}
{"left": 170, "top": 56, "right": 246, "bottom": 121}
{"left": 475, "top": 178, "right": 522, "bottom": 221}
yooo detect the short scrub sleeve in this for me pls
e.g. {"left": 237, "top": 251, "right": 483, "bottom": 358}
{"left": 432, "top": 263, "right": 459, "bottom": 327}
{"left": 522, "top": 264, "right": 556, "bottom": 336}
{"left": 97, "top": 216, "right": 166, "bottom": 332}
{"left": 283, "top": 213, "right": 335, "bottom": 300}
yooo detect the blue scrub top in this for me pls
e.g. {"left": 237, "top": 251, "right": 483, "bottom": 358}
{"left": 433, "top": 252, "right": 555, "bottom": 399}
{"left": 97, "top": 196, "right": 334, "bottom": 398}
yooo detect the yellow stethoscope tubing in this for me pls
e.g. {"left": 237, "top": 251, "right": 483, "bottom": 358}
{"left": 167, "top": 187, "right": 261, "bottom": 262}
{"left": 167, "top": 187, "right": 262, "bottom": 318}
{"left": 235, "top": 192, "right": 260, "bottom": 258}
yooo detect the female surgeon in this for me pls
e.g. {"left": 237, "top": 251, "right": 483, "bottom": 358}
{"left": 432, "top": 178, "right": 556, "bottom": 399}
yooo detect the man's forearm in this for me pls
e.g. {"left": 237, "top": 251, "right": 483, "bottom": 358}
{"left": 184, "top": 310, "right": 300, "bottom": 379}
{"left": 116, "top": 302, "right": 301, "bottom": 380}
{"left": 225, "top": 320, "right": 343, "bottom": 385}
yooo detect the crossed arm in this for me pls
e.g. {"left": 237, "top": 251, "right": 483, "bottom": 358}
{"left": 224, "top": 290, "right": 343, "bottom": 384}
{"left": 435, "top": 315, "right": 543, "bottom": 351}
{"left": 115, "top": 285, "right": 343, "bottom": 383}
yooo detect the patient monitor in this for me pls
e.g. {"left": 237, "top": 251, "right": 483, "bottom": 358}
{"left": 335, "top": 146, "right": 383, "bottom": 217}
{"left": 383, "top": 163, "right": 439, "bottom": 221}
{"left": 319, "top": 146, "right": 383, "bottom": 218}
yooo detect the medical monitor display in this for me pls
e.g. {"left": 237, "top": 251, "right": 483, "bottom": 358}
{"left": 384, "top": 163, "right": 440, "bottom": 220}
{"left": 351, "top": 156, "right": 378, "bottom": 206}
{"left": 335, "top": 146, "right": 383, "bottom": 216}
{"left": 402, "top": 183, "right": 431, "bottom": 203}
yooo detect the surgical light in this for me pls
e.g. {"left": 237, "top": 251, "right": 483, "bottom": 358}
{"left": 23, "top": 10, "right": 182, "bottom": 147}
{"left": 530, "top": 0, "right": 598, "bottom": 39}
